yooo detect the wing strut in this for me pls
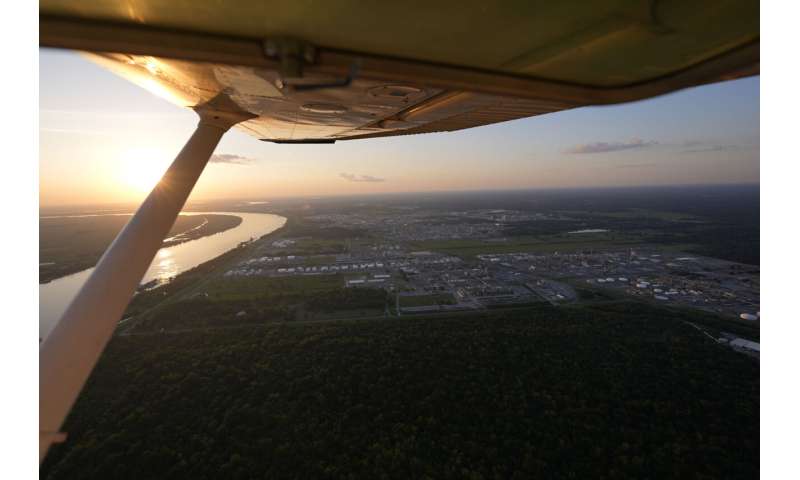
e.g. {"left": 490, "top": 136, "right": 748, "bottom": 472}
{"left": 39, "top": 106, "right": 253, "bottom": 463}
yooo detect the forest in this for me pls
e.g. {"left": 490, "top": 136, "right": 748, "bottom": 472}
{"left": 42, "top": 302, "right": 758, "bottom": 479}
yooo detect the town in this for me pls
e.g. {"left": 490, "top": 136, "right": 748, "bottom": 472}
{"left": 222, "top": 209, "right": 760, "bottom": 325}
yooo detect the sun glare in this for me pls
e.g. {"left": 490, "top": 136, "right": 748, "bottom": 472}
{"left": 119, "top": 147, "right": 171, "bottom": 194}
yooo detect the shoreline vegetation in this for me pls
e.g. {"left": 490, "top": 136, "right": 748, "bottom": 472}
{"left": 39, "top": 214, "right": 243, "bottom": 284}
{"left": 119, "top": 216, "right": 295, "bottom": 328}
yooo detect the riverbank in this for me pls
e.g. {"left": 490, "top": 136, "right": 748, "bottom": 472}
{"left": 119, "top": 215, "right": 295, "bottom": 331}
{"left": 39, "top": 212, "right": 286, "bottom": 340}
{"left": 40, "top": 213, "right": 242, "bottom": 284}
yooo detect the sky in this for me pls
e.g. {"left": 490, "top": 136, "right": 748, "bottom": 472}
{"left": 39, "top": 49, "right": 760, "bottom": 207}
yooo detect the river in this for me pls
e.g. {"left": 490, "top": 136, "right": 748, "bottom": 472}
{"left": 39, "top": 211, "right": 286, "bottom": 340}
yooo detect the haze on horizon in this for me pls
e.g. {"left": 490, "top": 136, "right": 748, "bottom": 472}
{"left": 39, "top": 49, "right": 760, "bottom": 207}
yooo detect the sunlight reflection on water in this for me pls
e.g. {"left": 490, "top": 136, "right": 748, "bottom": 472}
{"left": 39, "top": 212, "right": 286, "bottom": 340}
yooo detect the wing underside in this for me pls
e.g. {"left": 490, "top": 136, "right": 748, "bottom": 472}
{"left": 40, "top": 0, "right": 759, "bottom": 142}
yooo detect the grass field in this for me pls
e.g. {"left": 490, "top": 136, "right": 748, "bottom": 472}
{"left": 399, "top": 293, "right": 456, "bottom": 307}
{"left": 203, "top": 274, "right": 343, "bottom": 301}
{"left": 558, "top": 208, "right": 700, "bottom": 222}
{"left": 127, "top": 271, "right": 391, "bottom": 331}
{"left": 276, "top": 238, "right": 349, "bottom": 255}
{"left": 411, "top": 233, "right": 649, "bottom": 258}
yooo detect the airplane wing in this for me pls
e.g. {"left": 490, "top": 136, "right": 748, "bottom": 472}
{"left": 40, "top": 0, "right": 759, "bottom": 143}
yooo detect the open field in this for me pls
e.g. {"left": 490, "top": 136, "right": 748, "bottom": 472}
{"left": 558, "top": 208, "right": 700, "bottom": 222}
{"left": 399, "top": 293, "right": 456, "bottom": 307}
{"left": 205, "top": 274, "right": 343, "bottom": 301}
{"left": 39, "top": 214, "right": 241, "bottom": 283}
{"left": 411, "top": 233, "right": 652, "bottom": 258}
{"left": 124, "top": 270, "right": 389, "bottom": 331}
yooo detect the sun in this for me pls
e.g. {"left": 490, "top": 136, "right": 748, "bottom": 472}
{"left": 119, "top": 147, "right": 171, "bottom": 194}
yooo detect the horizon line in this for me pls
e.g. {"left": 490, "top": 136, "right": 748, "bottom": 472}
{"left": 40, "top": 181, "right": 760, "bottom": 211}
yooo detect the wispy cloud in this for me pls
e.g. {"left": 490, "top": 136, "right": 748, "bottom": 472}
{"left": 678, "top": 138, "right": 759, "bottom": 154}
{"left": 680, "top": 145, "right": 743, "bottom": 154}
{"left": 565, "top": 138, "right": 658, "bottom": 154}
{"left": 340, "top": 172, "right": 386, "bottom": 183}
{"left": 615, "top": 162, "right": 657, "bottom": 169}
{"left": 209, "top": 153, "right": 255, "bottom": 165}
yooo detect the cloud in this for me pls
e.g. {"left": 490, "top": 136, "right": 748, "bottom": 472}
{"left": 339, "top": 172, "right": 386, "bottom": 183}
{"left": 680, "top": 145, "right": 742, "bottom": 154}
{"left": 209, "top": 153, "right": 255, "bottom": 165}
{"left": 565, "top": 138, "right": 658, "bottom": 154}
{"left": 679, "top": 139, "right": 759, "bottom": 154}
{"left": 615, "top": 162, "right": 657, "bottom": 169}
